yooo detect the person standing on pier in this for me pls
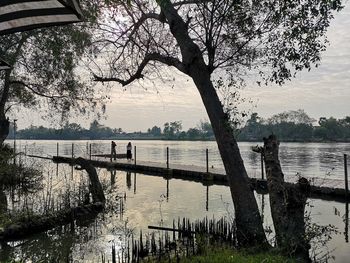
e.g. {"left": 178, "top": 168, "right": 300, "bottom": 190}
{"left": 126, "top": 142, "right": 132, "bottom": 161}
{"left": 111, "top": 141, "right": 117, "bottom": 161}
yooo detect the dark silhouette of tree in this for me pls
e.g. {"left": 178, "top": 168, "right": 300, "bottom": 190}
{"left": 90, "top": 0, "right": 342, "bottom": 247}
{"left": 0, "top": 1, "right": 111, "bottom": 145}
{"left": 148, "top": 125, "right": 162, "bottom": 135}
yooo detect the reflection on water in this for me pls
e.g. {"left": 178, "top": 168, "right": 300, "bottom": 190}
{"left": 17, "top": 140, "right": 350, "bottom": 181}
{"left": 344, "top": 202, "right": 349, "bottom": 244}
{"left": 126, "top": 171, "right": 131, "bottom": 190}
{"left": 1, "top": 161, "right": 348, "bottom": 262}
{"left": 1, "top": 140, "right": 350, "bottom": 262}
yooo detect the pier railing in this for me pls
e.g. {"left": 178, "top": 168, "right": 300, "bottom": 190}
{"left": 14, "top": 140, "right": 349, "bottom": 194}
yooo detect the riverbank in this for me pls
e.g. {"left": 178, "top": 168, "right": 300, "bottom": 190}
{"left": 154, "top": 246, "right": 296, "bottom": 263}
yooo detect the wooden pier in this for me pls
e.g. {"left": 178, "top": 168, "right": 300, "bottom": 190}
{"left": 43, "top": 155, "right": 349, "bottom": 203}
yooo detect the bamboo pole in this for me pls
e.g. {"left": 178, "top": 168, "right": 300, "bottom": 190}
{"left": 261, "top": 152, "right": 264, "bottom": 179}
{"left": 166, "top": 147, "right": 169, "bottom": 169}
{"left": 134, "top": 145, "right": 136, "bottom": 165}
{"left": 345, "top": 154, "right": 348, "bottom": 199}
{"left": 206, "top": 148, "right": 209, "bottom": 173}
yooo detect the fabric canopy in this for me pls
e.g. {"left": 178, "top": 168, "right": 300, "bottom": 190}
{"left": 0, "top": 0, "right": 83, "bottom": 35}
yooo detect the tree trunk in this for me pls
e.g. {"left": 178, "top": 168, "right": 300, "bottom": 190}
{"left": 75, "top": 157, "right": 106, "bottom": 204}
{"left": 158, "top": 0, "right": 267, "bottom": 246}
{"left": 0, "top": 188, "right": 7, "bottom": 214}
{"left": 0, "top": 36, "right": 27, "bottom": 147}
{"left": 0, "top": 118, "right": 9, "bottom": 146}
{"left": 0, "top": 71, "right": 11, "bottom": 146}
{"left": 263, "top": 135, "right": 310, "bottom": 261}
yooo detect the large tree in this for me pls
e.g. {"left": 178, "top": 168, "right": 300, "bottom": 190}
{"left": 0, "top": 1, "right": 110, "bottom": 145}
{"left": 91, "top": 0, "right": 342, "bottom": 246}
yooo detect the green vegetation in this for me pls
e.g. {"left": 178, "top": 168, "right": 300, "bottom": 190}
{"left": 239, "top": 110, "right": 350, "bottom": 142}
{"left": 10, "top": 109, "right": 350, "bottom": 142}
{"left": 10, "top": 119, "right": 215, "bottom": 140}
{"left": 154, "top": 247, "right": 296, "bottom": 263}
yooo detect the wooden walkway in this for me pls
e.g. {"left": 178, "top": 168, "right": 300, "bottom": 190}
{"left": 42, "top": 155, "right": 349, "bottom": 203}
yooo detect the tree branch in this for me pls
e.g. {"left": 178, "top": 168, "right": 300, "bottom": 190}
{"left": 94, "top": 53, "right": 186, "bottom": 86}
{"left": 10, "top": 80, "right": 70, "bottom": 100}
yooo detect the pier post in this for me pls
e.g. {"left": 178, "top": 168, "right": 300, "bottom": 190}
{"left": 134, "top": 172, "right": 136, "bottom": 194}
{"left": 166, "top": 147, "right": 169, "bottom": 169}
{"left": 345, "top": 154, "right": 348, "bottom": 199}
{"left": 89, "top": 144, "right": 92, "bottom": 160}
{"left": 261, "top": 152, "right": 264, "bottom": 179}
{"left": 71, "top": 143, "right": 74, "bottom": 178}
{"left": 166, "top": 179, "right": 169, "bottom": 201}
{"left": 206, "top": 186, "right": 209, "bottom": 211}
{"left": 56, "top": 143, "right": 59, "bottom": 157}
{"left": 206, "top": 149, "right": 209, "bottom": 173}
{"left": 134, "top": 145, "right": 136, "bottom": 165}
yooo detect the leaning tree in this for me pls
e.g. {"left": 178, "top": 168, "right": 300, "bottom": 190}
{"left": 91, "top": 0, "right": 342, "bottom": 246}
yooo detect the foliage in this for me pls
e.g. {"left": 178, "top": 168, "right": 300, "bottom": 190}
{"left": 155, "top": 246, "right": 296, "bottom": 263}
{"left": 15, "top": 120, "right": 119, "bottom": 140}
{"left": 163, "top": 121, "right": 183, "bottom": 138}
{"left": 91, "top": 0, "right": 342, "bottom": 82}
{"left": 0, "top": 145, "right": 43, "bottom": 190}
{"left": 89, "top": 0, "right": 343, "bottom": 248}
{"left": 13, "top": 120, "right": 214, "bottom": 140}
{"left": 13, "top": 109, "right": 350, "bottom": 142}
{"left": 0, "top": 0, "right": 114, "bottom": 126}
{"left": 304, "top": 203, "right": 339, "bottom": 262}
{"left": 239, "top": 110, "right": 350, "bottom": 142}
{"left": 90, "top": 0, "right": 343, "bottom": 126}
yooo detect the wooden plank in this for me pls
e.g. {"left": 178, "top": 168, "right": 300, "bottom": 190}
{"left": 28, "top": 155, "right": 349, "bottom": 202}
{"left": 148, "top": 225, "right": 195, "bottom": 234}
{"left": 91, "top": 153, "right": 127, "bottom": 158}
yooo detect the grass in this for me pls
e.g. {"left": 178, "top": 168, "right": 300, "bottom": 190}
{"left": 155, "top": 246, "right": 296, "bottom": 263}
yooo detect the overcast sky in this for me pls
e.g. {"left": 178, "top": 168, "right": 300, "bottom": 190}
{"left": 16, "top": 4, "right": 350, "bottom": 132}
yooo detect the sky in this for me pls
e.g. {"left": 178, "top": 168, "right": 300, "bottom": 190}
{"left": 15, "top": 4, "right": 350, "bottom": 132}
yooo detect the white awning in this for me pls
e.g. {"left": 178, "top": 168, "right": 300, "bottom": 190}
{"left": 0, "top": 0, "right": 83, "bottom": 35}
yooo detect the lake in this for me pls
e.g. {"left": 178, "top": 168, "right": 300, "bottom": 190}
{"left": 1, "top": 140, "right": 349, "bottom": 262}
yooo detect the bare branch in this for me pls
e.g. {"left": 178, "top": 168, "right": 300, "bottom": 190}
{"left": 10, "top": 80, "right": 71, "bottom": 100}
{"left": 94, "top": 53, "right": 186, "bottom": 86}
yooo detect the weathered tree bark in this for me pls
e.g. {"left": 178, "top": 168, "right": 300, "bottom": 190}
{"left": 0, "top": 188, "right": 7, "bottom": 214}
{"left": 0, "top": 71, "right": 11, "bottom": 146}
{"left": 0, "top": 36, "right": 27, "bottom": 147}
{"left": 263, "top": 135, "right": 310, "bottom": 261}
{"left": 157, "top": 0, "right": 267, "bottom": 246}
{"left": 75, "top": 157, "right": 105, "bottom": 204}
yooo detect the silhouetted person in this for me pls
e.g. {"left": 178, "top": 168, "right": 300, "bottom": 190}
{"left": 111, "top": 141, "right": 117, "bottom": 161}
{"left": 126, "top": 142, "right": 132, "bottom": 161}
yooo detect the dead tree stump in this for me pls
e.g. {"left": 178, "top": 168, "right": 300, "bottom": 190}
{"left": 263, "top": 135, "right": 311, "bottom": 262}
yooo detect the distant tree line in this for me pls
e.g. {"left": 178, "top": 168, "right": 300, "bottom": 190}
{"left": 11, "top": 120, "right": 121, "bottom": 140}
{"left": 8, "top": 109, "right": 350, "bottom": 142}
{"left": 238, "top": 109, "right": 350, "bottom": 142}
{"left": 9, "top": 119, "right": 215, "bottom": 140}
